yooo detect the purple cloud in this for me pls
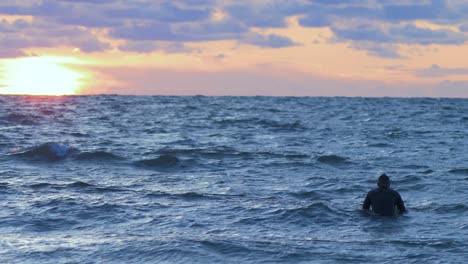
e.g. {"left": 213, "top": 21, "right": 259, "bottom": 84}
{"left": 299, "top": 13, "right": 331, "bottom": 28}
{"left": 383, "top": 1, "right": 444, "bottom": 21}
{"left": 119, "top": 41, "right": 194, "bottom": 54}
{"left": 225, "top": 4, "right": 287, "bottom": 28}
{"left": 460, "top": 24, "right": 468, "bottom": 32}
{"left": 105, "top": 2, "right": 212, "bottom": 23}
{"left": 1, "top": 0, "right": 468, "bottom": 58}
{"left": 350, "top": 42, "right": 401, "bottom": 59}
{"left": 0, "top": 18, "right": 110, "bottom": 54}
{"left": 110, "top": 18, "right": 299, "bottom": 49}
{"left": 416, "top": 64, "right": 468, "bottom": 77}
{"left": 333, "top": 23, "right": 467, "bottom": 46}
{"left": 243, "top": 33, "right": 298, "bottom": 48}
{"left": 57, "top": 0, "right": 115, "bottom": 4}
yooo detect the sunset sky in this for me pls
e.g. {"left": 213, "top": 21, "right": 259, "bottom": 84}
{"left": 1, "top": 0, "right": 468, "bottom": 97}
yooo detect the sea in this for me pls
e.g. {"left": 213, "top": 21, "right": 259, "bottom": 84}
{"left": 0, "top": 95, "right": 467, "bottom": 263}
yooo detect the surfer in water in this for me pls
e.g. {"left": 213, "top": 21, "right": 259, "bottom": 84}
{"left": 363, "top": 173, "right": 407, "bottom": 216}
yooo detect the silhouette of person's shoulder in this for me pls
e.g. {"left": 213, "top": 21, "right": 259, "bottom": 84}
{"left": 368, "top": 187, "right": 400, "bottom": 196}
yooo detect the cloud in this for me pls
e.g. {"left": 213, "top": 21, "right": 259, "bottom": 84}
{"left": 350, "top": 42, "right": 401, "bottom": 59}
{"left": 333, "top": 23, "right": 467, "bottom": 46}
{"left": 0, "top": 17, "right": 110, "bottom": 54}
{"left": 302, "top": 0, "right": 462, "bottom": 24}
{"left": 383, "top": 64, "right": 407, "bottom": 71}
{"left": 0, "top": 18, "right": 26, "bottom": 32}
{"left": 299, "top": 13, "right": 331, "bottom": 28}
{"left": 110, "top": 20, "right": 245, "bottom": 42}
{"left": 298, "top": 1, "right": 468, "bottom": 56}
{"left": 174, "top": 19, "right": 249, "bottom": 40}
{"left": 460, "top": 23, "right": 468, "bottom": 32}
{"left": 105, "top": 2, "right": 212, "bottom": 23}
{"left": 110, "top": 22, "right": 178, "bottom": 42}
{"left": 332, "top": 24, "right": 391, "bottom": 43}
{"left": 225, "top": 4, "right": 286, "bottom": 28}
{"left": 306, "top": 0, "right": 366, "bottom": 5}
{"left": 383, "top": 1, "right": 444, "bottom": 21}
{"left": 0, "top": 0, "right": 299, "bottom": 56}
{"left": 391, "top": 24, "right": 466, "bottom": 45}
{"left": 242, "top": 33, "right": 298, "bottom": 48}
{"left": 299, "top": 4, "right": 380, "bottom": 27}
{"left": 0, "top": 0, "right": 67, "bottom": 17}
{"left": 52, "top": 11, "right": 121, "bottom": 28}
{"left": 57, "top": 0, "right": 115, "bottom": 4}
{"left": 1, "top": 0, "right": 468, "bottom": 58}
{"left": 119, "top": 41, "right": 195, "bottom": 54}
{"left": 416, "top": 64, "right": 468, "bottom": 78}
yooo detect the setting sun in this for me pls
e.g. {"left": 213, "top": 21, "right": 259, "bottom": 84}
{"left": 0, "top": 56, "right": 87, "bottom": 96}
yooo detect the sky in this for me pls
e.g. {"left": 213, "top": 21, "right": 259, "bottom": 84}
{"left": 1, "top": 0, "right": 468, "bottom": 97}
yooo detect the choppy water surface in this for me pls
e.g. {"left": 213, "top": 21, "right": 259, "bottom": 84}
{"left": 1, "top": 95, "right": 468, "bottom": 263}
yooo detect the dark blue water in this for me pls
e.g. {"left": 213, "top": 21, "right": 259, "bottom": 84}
{"left": 1, "top": 95, "right": 467, "bottom": 263}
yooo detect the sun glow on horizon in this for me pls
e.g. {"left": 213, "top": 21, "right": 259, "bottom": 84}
{"left": 0, "top": 56, "right": 88, "bottom": 96}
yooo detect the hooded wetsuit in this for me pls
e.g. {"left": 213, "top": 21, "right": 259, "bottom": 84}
{"left": 362, "top": 187, "right": 406, "bottom": 216}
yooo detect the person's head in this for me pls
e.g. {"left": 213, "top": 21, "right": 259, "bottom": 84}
{"left": 377, "top": 173, "right": 390, "bottom": 188}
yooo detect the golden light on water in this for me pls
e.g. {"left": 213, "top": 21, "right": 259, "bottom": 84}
{"left": 0, "top": 56, "right": 88, "bottom": 96}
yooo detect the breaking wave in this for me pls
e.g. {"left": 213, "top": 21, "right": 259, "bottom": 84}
{"left": 11, "top": 142, "right": 79, "bottom": 161}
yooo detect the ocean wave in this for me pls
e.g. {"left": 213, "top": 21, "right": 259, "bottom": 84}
{"left": 135, "top": 155, "right": 180, "bottom": 168}
{"left": 385, "top": 128, "right": 408, "bottom": 138}
{"left": 257, "top": 119, "right": 305, "bottom": 131}
{"left": 394, "top": 175, "right": 423, "bottom": 185}
{"left": 36, "top": 200, "right": 126, "bottom": 225}
{"left": 401, "top": 164, "right": 430, "bottom": 170}
{"left": 10, "top": 143, "right": 125, "bottom": 164}
{"left": 367, "top": 143, "right": 392, "bottom": 148}
{"left": 196, "top": 238, "right": 273, "bottom": 260}
{"left": 74, "top": 151, "right": 124, "bottom": 161}
{"left": 22, "top": 217, "right": 80, "bottom": 232}
{"left": 154, "top": 147, "right": 310, "bottom": 162}
{"left": 28, "top": 181, "right": 125, "bottom": 194}
{"left": 29, "top": 182, "right": 58, "bottom": 189}
{"left": 70, "top": 132, "right": 90, "bottom": 138}
{"left": 257, "top": 151, "right": 309, "bottom": 159}
{"left": 67, "top": 181, "right": 94, "bottom": 188}
{"left": 29, "top": 181, "right": 94, "bottom": 190}
{"left": 145, "top": 191, "right": 216, "bottom": 201}
{"left": 200, "top": 147, "right": 250, "bottom": 159}
{"left": 287, "top": 190, "right": 321, "bottom": 199}
{"left": 2, "top": 113, "right": 42, "bottom": 125}
{"left": 215, "top": 117, "right": 305, "bottom": 131}
{"left": 317, "top": 155, "right": 350, "bottom": 165}
{"left": 11, "top": 142, "right": 80, "bottom": 161}
{"left": 39, "top": 108, "right": 57, "bottom": 116}
{"left": 31, "top": 197, "right": 80, "bottom": 211}
{"left": 421, "top": 170, "right": 434, "bottom": 174}
{"left": 448, "top": 168, "right": 468, "bottom": 175}
{"left": 267, "top": 202, "right": 342, "bottom": 224}
{"left": 0, "top": 182, "right": 9, "bottom": 193}
{"left": 0, "top": 169, "right": 14, "bottom": 176}
{"left": 157, "top": 146, "right": 251, "bottom": 159}
{"left": 435, "top": 203, "right": 468, "bottom": 214}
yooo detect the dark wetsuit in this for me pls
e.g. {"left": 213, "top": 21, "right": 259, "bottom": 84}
{"left": 363, "top": 187, "right": 406, "bottom": 216}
